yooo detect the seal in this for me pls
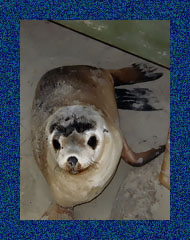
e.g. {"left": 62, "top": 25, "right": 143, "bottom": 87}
{"left": 31, "top": 64, "right": 165, "bottom": 220}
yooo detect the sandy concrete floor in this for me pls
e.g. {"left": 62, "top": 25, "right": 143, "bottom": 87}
{"left": 20, "top": 20, "right": 170, "bottom": 220}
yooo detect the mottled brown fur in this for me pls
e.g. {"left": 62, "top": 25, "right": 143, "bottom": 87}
{"left": 32, "top": 64, "right": 165, "bottom": 220}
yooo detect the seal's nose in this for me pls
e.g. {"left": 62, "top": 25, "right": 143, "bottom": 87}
{"left": 67, "top": 156, "right": 78, "bottom": 167}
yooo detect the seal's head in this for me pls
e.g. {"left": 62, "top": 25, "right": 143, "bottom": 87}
{"left": 46, "top": 105, "right": 109, "bottom": 174}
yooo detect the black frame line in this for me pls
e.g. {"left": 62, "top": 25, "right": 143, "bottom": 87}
{"left": 49, "top": 20, "right": 170, "bottom": 70}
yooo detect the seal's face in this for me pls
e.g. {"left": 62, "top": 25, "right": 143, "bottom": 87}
{"left": 46, "top": 106, "right": 109, "bottom": 174}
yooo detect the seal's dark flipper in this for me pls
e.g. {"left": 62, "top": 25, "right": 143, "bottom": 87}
{"left": 109, "top": 63, "right": 163, "bottom": 86}
{"left": 121, "top": 139, "right": 166, "bottom": 167}
{"left": 40, "top": 202, "right": 74, "bottom": 220}
{"left": 115, "top": 88, "right": 162, "bottom": 111}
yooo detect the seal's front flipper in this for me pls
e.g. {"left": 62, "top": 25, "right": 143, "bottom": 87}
{"left": 115, "top": 88, "right": 162, "bottom": 111}
{"left": 40, "top": 202, "right": 74, "bottom": 220}
{"left": 121, "top": 139, "right": 165, "bottom": 167}
{"left": 109, "top": 63, "right": 163, "bottom": 86}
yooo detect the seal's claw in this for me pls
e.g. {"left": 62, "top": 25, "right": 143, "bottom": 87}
{"left": 158, "top": 145, "right": 166, "bottom": 154}
{"left": 132, "top": 63, "right": 163, "bottom": 82}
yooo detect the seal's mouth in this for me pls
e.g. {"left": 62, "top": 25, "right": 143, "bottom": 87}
{"left": 68, "top": 169, "right": 79, "bottom": 175}
{"left": 67, "top": 167, "right": 88, "bottom": 175}
{"left": 66, "top": 163, "right": 88, "bottom": 175}
{"left": 54, "top": 158, "right": 99, "bottom": 175}
{"left": 65, "top": 161, "right": 98, "bottom": 175}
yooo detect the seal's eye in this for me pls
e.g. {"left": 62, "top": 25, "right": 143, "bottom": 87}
{"left": 87, "top": 136, "right": 97, "bottom": 150}
{"left": 52, "top": 139, "right": 61, "bottom": 151}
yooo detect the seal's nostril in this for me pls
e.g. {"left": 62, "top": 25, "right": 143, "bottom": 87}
{"left": 67, "top": 156, "right": 78, "bottom": 167}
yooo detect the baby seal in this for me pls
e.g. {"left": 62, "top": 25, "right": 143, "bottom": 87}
{"left": 31, "top": 64, "right": 165, "bottom": 220}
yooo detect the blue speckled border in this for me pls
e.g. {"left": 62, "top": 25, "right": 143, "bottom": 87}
{"left": 0, "top": 0, "right": 189, "bottom": 239}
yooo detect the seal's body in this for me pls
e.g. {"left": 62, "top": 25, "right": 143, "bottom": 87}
{"left": 31, "top": 64, "right": 165, "bottom": 219}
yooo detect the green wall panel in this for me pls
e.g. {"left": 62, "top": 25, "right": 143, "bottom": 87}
{"left": 54, "top": 20, "right": 170, "bottom": 68}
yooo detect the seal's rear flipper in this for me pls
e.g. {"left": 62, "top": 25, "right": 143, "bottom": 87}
{"left": 109, "top": 63, "right": 163, "bottom": 86}
{"left": 121, "top": 139, "right": 165, "bottom": 167}
{"left": 115, "top": 88, "right": 162, "bottom": 111}
{"left": 40, "top": 202, "right": 74, "bottom": 220}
